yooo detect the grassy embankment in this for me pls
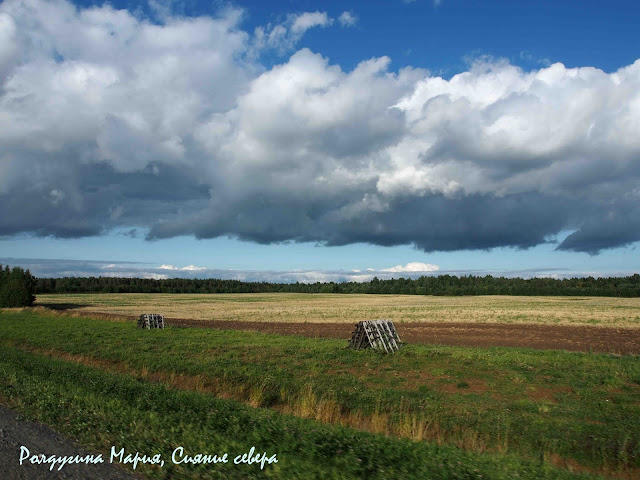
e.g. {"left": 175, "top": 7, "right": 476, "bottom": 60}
{"left": 1, "top": 344, "right": 603, "bottom": 480}
{"left": 1, "top": 309, "right": 639, "bottom": 478}
{"left": 36, "top": 293, "right": 640, "bottom": 327}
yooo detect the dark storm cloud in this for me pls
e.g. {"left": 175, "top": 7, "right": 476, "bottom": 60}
{"left": 148, "top": 191, "right": 597, "bottom": 254}
{"left": 323, "top": 193, "right": 573, "bottom": 251}
{"left": 0, "top": 162, "right": 210, "bottom": 238}
{"left": 0, "top": 189, "right": 105, "bottom": 238}
{"left": 558, "top": 201, "right": 640, "bottom": 254}
{"left": 1, "top": 0, "right": 640, "bottom": 253}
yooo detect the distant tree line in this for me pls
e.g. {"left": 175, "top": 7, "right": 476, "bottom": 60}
{"left": 34, "top": 273, "right": 640, "bottom": 297}
{"left": 0, "top": 265, "right": 36, "bottom": 307}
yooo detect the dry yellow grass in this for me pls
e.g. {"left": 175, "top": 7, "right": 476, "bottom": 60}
{"left": 35, "top": 293, "right": 640, "bottom": 328}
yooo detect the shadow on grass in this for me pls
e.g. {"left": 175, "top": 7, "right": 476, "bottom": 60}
{"left": 37, "top": 303, "right": 90, "bottom": 311}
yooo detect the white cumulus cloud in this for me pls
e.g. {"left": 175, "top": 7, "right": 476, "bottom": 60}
{"left": 1, "top": 0, "right": 639, "bottom": 254}
{"left": 382, "top": 262, "right": 440, "bottom": 272}
{"left": 252, "top": 11, "right": 333, "bottom": 54}
{"left": 158, "top": 264, "right": 206, "bottom": 271}
{"left": 338, "top": 11, "right": 357, "bottom": 27}
{"left": 291, "top": 11, "right": 332, "bottom": 34}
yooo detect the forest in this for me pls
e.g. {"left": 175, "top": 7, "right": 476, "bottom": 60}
{"left": 33, "top": 273, "right": 640, "bottom": 297}
{"left": 0, "top": 265, "right": 36, "bottom": 307}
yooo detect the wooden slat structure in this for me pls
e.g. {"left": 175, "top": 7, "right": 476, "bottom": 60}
{"left": 138, "top": 313, "right": 165, "bottom": 329}
{"left": 349, "top": 319, "right": 401, "bottom": 353}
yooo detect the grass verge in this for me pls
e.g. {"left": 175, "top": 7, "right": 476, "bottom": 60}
{"left": 0, "top": 344, "right": 602, "bottom": 479}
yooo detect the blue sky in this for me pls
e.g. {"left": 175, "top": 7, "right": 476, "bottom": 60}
{"left": 68, "top": 0, "right": 640, "bottom": 73}
{"left": 243, "top": 0, "right": 639, "bottom": 73}
{"left": 1, "top": 0, "right": 639, "bottom": 281}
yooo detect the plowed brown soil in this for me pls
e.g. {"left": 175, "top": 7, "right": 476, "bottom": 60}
{"left": 40, "top": 302, "right": 640, "bottom": 355}
{"left": 167, "top": 317, "right": 640, "bottom": 355}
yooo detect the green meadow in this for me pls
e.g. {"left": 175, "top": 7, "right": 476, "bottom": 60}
{"left": 1, "top": 308, "right": 639, "bottom": 479}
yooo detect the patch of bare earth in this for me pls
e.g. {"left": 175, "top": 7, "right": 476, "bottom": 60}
{"left": 34, "top": 305, "right": 640, "bottom": 354}
{"left": 166, "top": 318, "right": 640, "bottom": 355}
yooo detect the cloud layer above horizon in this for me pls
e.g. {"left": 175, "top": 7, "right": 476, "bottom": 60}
{"left": 3, "top": 257, "right": 612, "bottom": 283}
{"left": 2, "top": 0, "right": 640, "bottom": 254}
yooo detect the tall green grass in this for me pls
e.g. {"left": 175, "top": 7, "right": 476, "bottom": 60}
{"left": 0, "top": 345, "right": 600, "bottom": 479}
{"left": 1, "top": 309, "right": 638, "bottom": 476}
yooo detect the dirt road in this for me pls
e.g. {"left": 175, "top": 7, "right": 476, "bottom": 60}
{"left": 0, "top": 404, "right": 139, "bottom": 480}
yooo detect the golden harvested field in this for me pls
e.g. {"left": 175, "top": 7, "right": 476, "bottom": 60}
{"left": 36, "top": 293, "right": 640, "bottom": 328}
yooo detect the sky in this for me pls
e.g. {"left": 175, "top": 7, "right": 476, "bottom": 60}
{"left": 1, "top": 0, "right": 640, "bottom": 282}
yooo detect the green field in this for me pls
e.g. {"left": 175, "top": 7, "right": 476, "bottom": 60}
{"left": 1, "top": 308, "right": 639, "bottom": 478}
